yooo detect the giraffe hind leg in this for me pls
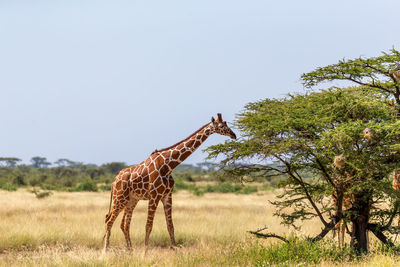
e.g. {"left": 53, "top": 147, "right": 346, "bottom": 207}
{"left": 103, "top": 199, "right": 128, "bottom": 252}
{"left": 120, "top": 199, "right": 139, "bottom": 249}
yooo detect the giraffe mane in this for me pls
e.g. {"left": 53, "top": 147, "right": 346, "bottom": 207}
{"left": 152, "top": 122, "right": 211, "bottom": 154}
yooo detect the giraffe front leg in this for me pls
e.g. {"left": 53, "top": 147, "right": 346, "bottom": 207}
{"left": 339, "top": 221, "right": 345, "bottom": 247}
{"left": 144, "top": 196, "right": 161, "bottom": 250}
{"left": 162, "top": 192, "right": 177, "bottom": 247}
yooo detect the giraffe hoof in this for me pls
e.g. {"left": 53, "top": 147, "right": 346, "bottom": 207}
{"left": 170, "top": 244, "right": 182, "bottom": 250}
{"left": 143, "top": 246, "right": 149, "bottom": 256}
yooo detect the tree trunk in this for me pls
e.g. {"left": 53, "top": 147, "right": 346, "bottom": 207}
{"left": 349, "top": 190, "right": 371, "bottom": 253}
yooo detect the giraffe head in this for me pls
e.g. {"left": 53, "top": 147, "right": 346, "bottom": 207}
{"left": 210, "top": 113, "right": 237, "bottom": 139}
{"left": 333, "top": 155, "right": 346, "bottom": 169}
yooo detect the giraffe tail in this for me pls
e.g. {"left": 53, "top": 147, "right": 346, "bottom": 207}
{"left": 105, "top": 185, "right": 113, "bottom": 223}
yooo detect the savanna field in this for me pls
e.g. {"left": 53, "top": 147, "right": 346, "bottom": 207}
{"left": 3, "top": 0, "right": 400, "bottom": 265}
{"left": 0, "top": 189, "right": 399, "bottom": 267}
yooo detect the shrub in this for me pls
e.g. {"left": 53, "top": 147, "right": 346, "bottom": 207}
{"left": 75, "top": 180, "right": 98, "bottom": 192}
{"left": 40, "top": 184, "right": 61, "bottom": 191}
{"left": 99, "top": 184, "right": 112, "bottom": 191}
{"left": 252, "top": 238, "right": 357, "bottom": 266}
{"left": 239, "top": 185, "right": 258, "bottom": 194}
{"left": 31, "top": 189, "right": 52, "bottom": 199}
{"left": 173, "top": 179, "right": 195, "bottom": 192}
{"left": 28, "top": 177, "right": 40, "bottom": 187}
{"left": 1, "top": 183, "right": 17, "bottom": 191}
{"left": 11, "top": 171, "right": 26, "bottom": 186}
{"left": 192, "top": 187, "right": 204, "bottom": 196}
{"left": 204, "top": 183, "right": 258, "bottom": 194}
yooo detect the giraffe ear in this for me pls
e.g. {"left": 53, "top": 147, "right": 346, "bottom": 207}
{"left": 211, "top": 116, "right": 215, "bottom": 122}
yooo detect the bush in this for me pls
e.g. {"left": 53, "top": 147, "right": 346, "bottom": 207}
{"left": 99, "top": 184, "right": 112, "bottom": 191}
{"left": 239, "top": 185, "right": 258, "bottom": 194}
{"left": 74, "top": 180, "right": 98, "bottom": 192}
{"left": 31, "top": 189, "right": 52, "bottom": 199}
{"left": 204, "top": 183, "right": 258, "bottom": 194}
{"left": 40, "top": 184, "right": 61, "bottom": 191}
{"left": 11, "top": 171, "right": 26, "bottom": 186}
{"left": 173, "top": 179, "right": 195, "bottom": 192}
{"left": 28, "top": 177, "right": 40, "bottom": 187}
{"left": 205, "top": 183, "right": 241, "bottom": 193}
{"left": 1, "top": 183, "right": 18, "bottom": 191}
{"left": 192, "top": 187, "right": 204, "bottom": 196}
{"left": 60, "top": 177, "right": 75, "bottom": 188}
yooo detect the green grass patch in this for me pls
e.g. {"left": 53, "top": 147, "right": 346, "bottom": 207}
{"left": 243, "top": 238, "right": 363, "bottom": 266}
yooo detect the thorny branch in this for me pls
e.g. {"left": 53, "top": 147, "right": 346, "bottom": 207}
{"left": 248, "top": 226, "right": 289, "bottom": 243}
{"left": 274, "top": 155, "right": 328, "bottom": 227}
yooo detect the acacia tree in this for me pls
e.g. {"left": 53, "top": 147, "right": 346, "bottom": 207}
{"left": 0, "top": 157, "right": 21, "bottom": 168}
{"left": 31, "top": 157, "right": 51, "bottom": 168}
{"left": 302, "top": 48, "right": 400, "bottom": 107}
{"left": 207, "top": 49, "right": 400, "bottom": 252}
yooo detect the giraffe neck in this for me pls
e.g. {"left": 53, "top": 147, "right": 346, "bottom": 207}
{"left": 158, "top": 124, "right": 213, "bottom": 170}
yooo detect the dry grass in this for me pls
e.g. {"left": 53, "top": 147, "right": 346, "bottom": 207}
{"left": 0, "top": 189, "right": 399, "bottom": 266}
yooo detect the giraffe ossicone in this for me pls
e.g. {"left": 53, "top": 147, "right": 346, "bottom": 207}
{"left": 103, "top": 113, "right": 236, "bottom": 251}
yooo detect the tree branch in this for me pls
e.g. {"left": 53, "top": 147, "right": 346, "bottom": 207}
{"left": 248, "top": 226, "right": 289, "bottom": 243}
{"left": 291, "top": 168, "right": 328, "bottom": 227}
{"left": 313, "top": 155, "right": 335, "bottom": 187}
{"left": 383, "top": 200, "right": 400, "bottom": 230}
{"left": 364, "top": 63, "right": 390, "bottom": 76}
{"left": 346, "top": 76, "right": 393, "bottom": 94}
{"left": 367, "top": 223, "right": 395, "bottom": 247}
{"left": 311, "top": 219, "right": 338, "bottom": 242}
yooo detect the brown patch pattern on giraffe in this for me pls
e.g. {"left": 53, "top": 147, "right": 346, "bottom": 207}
{"left": 103, "top": 113, "right": 236, "bottom": 251}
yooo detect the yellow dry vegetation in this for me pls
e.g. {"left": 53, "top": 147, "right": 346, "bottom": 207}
{"left": 0, "top": 190, "right": 399, "bottom": 266}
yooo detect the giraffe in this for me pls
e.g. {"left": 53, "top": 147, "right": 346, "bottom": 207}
{"left": 103, "top": 113, "right": 236, "bottom": 252}
{"left": 331, "top": 155, "right": 353, "bottom": 247}
{"left": 393, "top": 170, "right": 400, "bottom": 226}
{"left": 331, "top": 192, "right": 352, "bottom": 247}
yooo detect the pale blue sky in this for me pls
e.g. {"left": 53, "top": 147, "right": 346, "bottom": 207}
{"left": 1, "top": 0, "right": 399, "bottom": 165}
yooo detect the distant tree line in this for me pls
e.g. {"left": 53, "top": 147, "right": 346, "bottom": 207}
{"left": 0, "top": 157, "right": 227, "bottom": 192}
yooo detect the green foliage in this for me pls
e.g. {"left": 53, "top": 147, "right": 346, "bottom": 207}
{"left": 30, "top": 156, "right": 51, "bottom": 168}
{"left": 173, "top": 179, "right": 260, "bottom": 195}
{"left": 240, "top": 185, "right": 258, "bottom": 194}
{"left": 301, "top": 48, "right": 400, "bottom": 101}
{"left": 10, "top": 171, "right": 26, "bottom": 186}
{"left": 173, "top": 178, "right": 196, "bottom": 192}
{"left": 0, "top": 157, "right": 270, "bottom": 194}
{"left": 75, "top": 180, "right": 98, "bottom": 192}
{"left": 98, "top": 184, "right": 112, "bottom": 191}
{"left": 206, "top": 49, "right": 400, "bottom": 250}
{"left": 204, "top": 182, "right": 242, "bottom": 193}
{"left": 1, "top": 183, "right": 17, "bottom": 191}
{"left": 0, "top": 157, "right": 21, "bottom": 168}
{"left": 203, "top": 183, "right": 257, "bottom": 194}
{"left": 250, "top": 239, "right": 357, "bottom": 266}
{"left": 30, "top": 189, "right": 52, "bottom": 199}
{"left": 101, "top": 162, "right": 127, "bottom": 174}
